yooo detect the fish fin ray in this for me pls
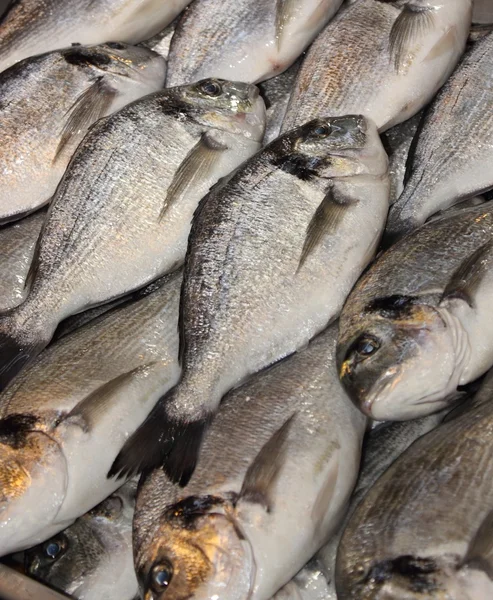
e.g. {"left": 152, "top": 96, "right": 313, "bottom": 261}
{"left": 464, "top": 509, "right": 493, "bottom": 578}
{"left": 311, "top": 449, "right": 340, "bottom": 530}
{"left": 389, "top": 4, "right": 436, "bottom": 72}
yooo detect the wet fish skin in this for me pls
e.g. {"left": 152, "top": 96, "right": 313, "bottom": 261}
{"left": 133, "top": 324, "right": 366, "bottom": 600}
{"left": 0, "top": 42, "right": 166, "bottom": 224}
{"left": 386, "top": 31, "right": 493, "bottom": 242}
{"left": 166, "top": 0, "right": 342, "bottom": 86}
{"left": 0, "top": 78, "right": 264, "bottom": 391}
{"left": 110, "top": 114, "right": 389, "bottom": 485}
{"left": 337, "top": 204, "right": 493, "bottom": 422}
{"left": 25, "top": 481, "right": 138, "bottom": 600}
{"left": 0, "top": 271, "right": 181, "bottom": 555}
{"left": 335, "top": 370, "right": 493, "bottom": 600}
{"left": 282, "top": 0, "right": 472, "bottom": 133}
{"left": 0, "top": 209, "right": 46, "bottom": 312}
{"left": 0, "top": 0, "right": 192, "bottom": 73}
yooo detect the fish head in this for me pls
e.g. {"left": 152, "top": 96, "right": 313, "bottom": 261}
{"left": 170, "top": 78, "right": 266, "bottom": 142}
{"left": 136, "top": 495, "right": 255, "bottom": 600}
{"left": 61, "top": 42, "right": 166, "bottom": 87}
{"left": 0, "top": 414, "right": 68, "bottom": 554}
{"left": 337, "top": 298, "right": 458, "bottom": 421}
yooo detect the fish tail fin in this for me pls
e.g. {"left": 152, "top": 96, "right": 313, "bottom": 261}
{"left": 163, "top": 417, "right": 209, "bottom": 487}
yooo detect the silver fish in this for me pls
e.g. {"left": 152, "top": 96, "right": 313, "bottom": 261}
{"left": 110, "top": 115, "right": 389, "bottom": 485}
{"left": 0, "top": 271, "right": 181, "bottom": 555}
{"left": 0, "top": 78, "right": 264, "bottom": 390}
{"left": 133, "top": 324, "right": 366, "bottom": 600}
{"left": 335, "top": 370, "right": 493, "bottom": 600}
{"left": 282, "top": 0, "right": 472, "bottom": 133}
{"left": 0, "top": 42, "right": 166, "bottom": 224}
{"left": 0, "top": 209, "right": 45, "bottom": 311}
{"left": 25, "top": 481, "right": 138, "bottom": 600}
{"left": 337, "top": 204, "right": 493, "bottom": 421}
{"left": 386, "top": 32, "right": 493, "bottom": 242}
{"left": 0, "top": 0, "right": 192, "bottom": 73}
{"left": 166, "top": 0, "right": 343, "bottom": 85}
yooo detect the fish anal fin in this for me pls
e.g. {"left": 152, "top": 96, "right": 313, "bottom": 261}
{"left": 239, "top": 413, "right": 297, "bottom": 512}
{"left": 464, "top": 510, "right": 493, "bottom": 579}
{"left": 159, "top": 131, "right": 228, "bottom": 222}
{"left": 389, "top": 4, "right": 436, "bottom": 72}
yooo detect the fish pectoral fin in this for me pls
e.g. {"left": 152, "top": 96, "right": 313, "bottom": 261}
{"left": 159, "top": 131, "right": 229, "bottom": 222}
{"left": 297, "top": 186, "right": 356, "bottom": 271}
{"left": 464, "top": 509, "right": 493, "bottom": 579}
{"left": 389, "top": 3, "right": 436, "bottom": 72}
{"left": 310, "top": 449, "right": 340, "bottom": 531}
{"left": 441, "top": 240, "right": 493, "bottom": 308}
{"left": 54, "top": 77, "right": 117, "bottom": 162}
{"left": 238, "top": 413, "right": 297, "bottom": 512}
{"left": 275, "top": 0, "right": 296, "bottom": 51}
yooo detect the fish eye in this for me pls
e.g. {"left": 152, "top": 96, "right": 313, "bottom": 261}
{"left": 151, "top": 561, "right": 173, "bottom": 592}
{"left": 354, "top": 336, "right": 380, "bottom": 358}
{"left": 312, "top": 124, "right": 331, "bottom": 138}
{"left": 42, "top": 534, "right": 68, "bottom": 560}
{"left": 199, "top": 80, "right": 223, "bottom": 97}
{"left": 106, "top": 42, "right": 126, "bottom": 50}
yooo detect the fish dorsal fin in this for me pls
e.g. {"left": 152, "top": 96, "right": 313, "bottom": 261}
{"left": 275, "top": 0, "right": 296, "bottom": 50}
{"left": 54, "top": 77, "right": 117, "bottom": 162}
{"left": 389, "top": 3, "right": 436, "bottom": 72}
{"left": 464, "top": 510, "right": 493, "bottom": 578}
{"left": 441, "top": 240, "right": 493, "bottom": 308}
{"left": 298, "top": 185, "right": 357, "bottom": 271}
{"left": 159, "top": 131, "right": 228, "bottom": 222}
{"left": 239, "top": 413, "right": 297, "bottom": 512}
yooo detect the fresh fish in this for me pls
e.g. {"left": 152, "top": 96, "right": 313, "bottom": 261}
{"left": 0, "top": 209, "right": 45, "bottom": 311}
{"left": 166, "top": 0, "right": 342, "bottom": 86}
{"left": 337, "top": 204, "right": 493, "bottom": 421}
{"left": 140, "top": 19, "right": 177, "bottom": 61}
{"left": 282, "top": 0, "right": 472, "bottom": 133}
{"left": 25, "top": 481, "right": 138, "bottom": 600}
{"left": 133, "top": 324, "right": 366, "bottom": 600}
{"left": 0, "top": 563, "right": 70, "bottom": 600}
{"left": 0, "top": 78, "right": 264, "bottom": 390}
{"left": 0, "top": 0, "right": 192, "bottom": 73}
{"left": 386, "top": 32, "right": 493, "bottom": 242}
{"left": 0, "top": 43, "right": 166, "bottom": 224}
{"left": 111, "top": 115, "right": 389, "bottom": 485}
{"left": 0, "top": 271, "right": 181, "bottom": 555}
{"left": 335, "top": 370, "right": 493, "bottom": 600}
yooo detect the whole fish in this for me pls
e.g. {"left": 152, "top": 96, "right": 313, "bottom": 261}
{"left": 111, "top": 115, "right": 389, "bottom": 485}
{"left": 282, "top": 0, "right": 471, "bottom": 133}
{"left": 166, "top": 0, "right": 343, "bottom": 86}
{"left": 25, "top": 481, "right": 138, "bottom": 600}
{"left": 0, "top": 78, "right": 264, "bottom": 390}
{"left": 0, "top": 271, "right": 181, "bottom": 555}
{"left": 133, "top": 324, "right": 366, "bottom": 600}
{"left": 0, "top": 209, "right": 45, "bottom": 311}
{"left": 337, "top": 204, "right": 493, "bottom": 421}
{"left": 386, "top": 32, "right": 493, "bottom": 242}
{"left": 0, "top": 0, "right": 192, "bottom": 73}
{"left": 0, "top": 42, "right": 166, "bottom": 224}
{"left": 335, "top": 370, "right": 493, "bottom": 600}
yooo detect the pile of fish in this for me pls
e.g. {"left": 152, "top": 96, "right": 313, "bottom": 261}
{"left": 1, "top": 0, "right": 493, "bottom": 598}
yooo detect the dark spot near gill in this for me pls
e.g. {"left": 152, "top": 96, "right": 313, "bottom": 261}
{"left": 365, "top": 294, "right": 417, "bottom": 319}
{"left": 164, "top": 495, "right": 227, "bottom": 529}
{"left": 271, "top": 153, "right": 322, "bottom": 181}
{"left": 0, "top": 414, "right": 39, "bottom": 448}
{"left": 64, "top": 49, "right": 111, "bottom": 68}
{"left": 366, "top": 555, "right": 439, "bottom": 594}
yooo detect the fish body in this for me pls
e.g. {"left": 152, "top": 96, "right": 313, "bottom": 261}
{"left": 111, "top": 115, "right": 389, "bottom": 485}
{"left": 0, "top": 42, "right": 166, "bottom": 224}
{"left": 282, "top": 0, "right": 472, "bottom": 133}
{"left": 387, "top": 32, "right": 493, "bottom": 241}
{"left": 25, "top": 481, "right": 138, "bottom": 600}
{"left": 0, "top": 0, "right": 191, "bottom": 73}
{"left": 0, "top": 271, "right": 181, "bottom": 555}
{"left": 0, "top": 79, "right": 264, "bottom": 390}
{"left": 336, "top": 371, "right": 493, "bottom": 600}
{"left": 166, "top": 0, "right": 342, "bottom": 85}
{"left": 133, "top": 324, "right": 366, "bottom": 600}
{"left": 0, "top": 209, "right": 45, "bottom": 311}
{"left": 337, "top": 204, "right": 493, "bottom": 421}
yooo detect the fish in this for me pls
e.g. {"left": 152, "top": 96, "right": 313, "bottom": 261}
{"left": 132, "top": 323, "right": 366, "bottom": 600}
{"left": 0, "top": 270, "right": 181, "bottom": 555}
{"left": 337, "top": 203, "right": 493, "bottom": 421}
{"left": 386, "top": 31, "right": 493, "bottom": 242}
{"left": 335, "top": 369, "right": 493, "bottom": 600}
{"left": 0, "top": 0, "right": 192, "bottom": 73}
{"left": 110, "top": 114, "right": 389, "bottom": 485}
{"left": 140, "top": 19, "right": 177, "bottom": 61}
{"left": 0, "top": 42, "right": 166, "bottom": 224}
{"left": 0, "top": 78, "right": 264, "bottom": 390}
{"left": 0, "top": 563, "right": 70, "bottom": 600}
{"left": 166, "top": 0, "right": 343, "bottom": 86}
{"left": 25, "top": 480, "right": 138, "bottom": 600}
{"left": 281, "top": 0, "right": 472, "bottom": 133}
{"left": 0, "top": 209, "right": 46, "bottom": 312}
